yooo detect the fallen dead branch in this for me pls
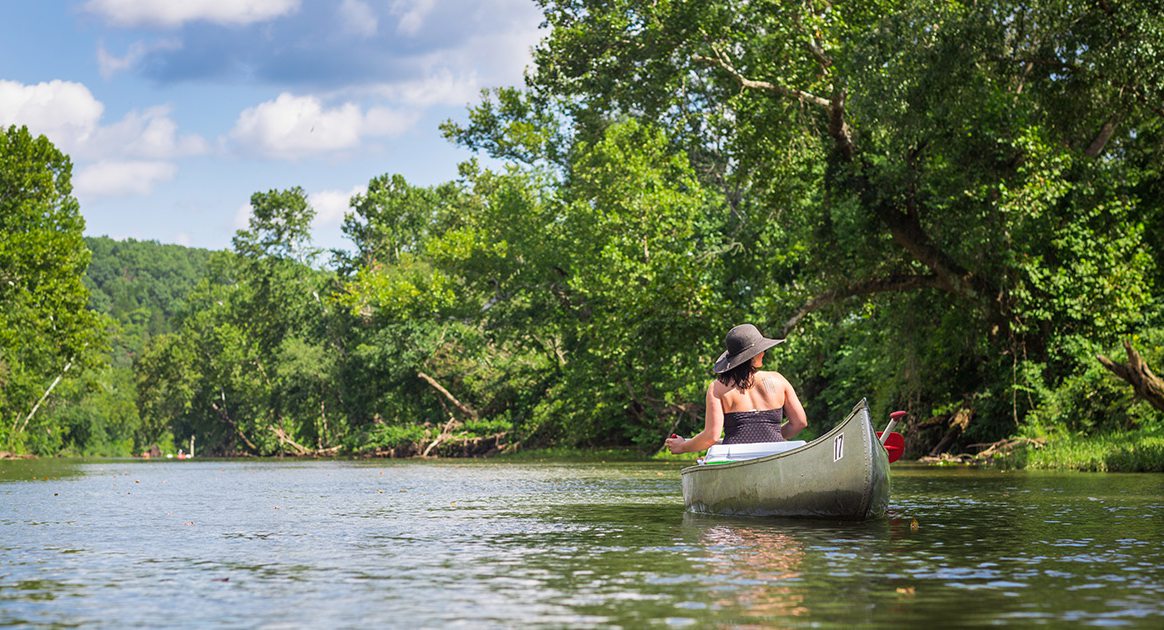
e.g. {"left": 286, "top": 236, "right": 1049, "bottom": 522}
{"left": 15, "top": 360, "right": 73, "bottom": 435}
{"left": 919, "top": 436, "right": 1046, "bottom": 466}
{"left": 270, "top": 424, "right": 341, "bottom": 457}
{"left": 918, "top": 452, "right": 976, "bottom": 465}
{"left": 1098, "top": 340, "right": 1164, "bottom": 412}
{"left": 968, "top": 437, "right": 1046, "bottom": 459}
{"left": 929, "top": 406, "right": 973, "bottom": 456}
{"left": 366, "top": 432, "right": 509, "bottom": 459}
{"left": 421, "top": 414, "right": 461, "bottom": 458}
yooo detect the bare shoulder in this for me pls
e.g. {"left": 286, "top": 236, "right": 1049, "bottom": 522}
{"left": 757, "top": 371, "right": 788, "bottom": 391}
{"left": 707, "top": 379, "right": 725, "bottom": 398}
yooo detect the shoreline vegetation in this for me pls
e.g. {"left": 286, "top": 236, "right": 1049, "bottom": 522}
{"left": 3, "top": 2, "right": 1162, "bottom": 471}
{"left": 6, "top": 425, "right": 1163, "bottom": 474}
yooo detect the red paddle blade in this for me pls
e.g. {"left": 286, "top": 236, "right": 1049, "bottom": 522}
{"left": 877, "top": 431, "right": 905, "bottom": 463}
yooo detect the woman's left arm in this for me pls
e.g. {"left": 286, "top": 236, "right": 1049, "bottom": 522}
{"left": 665, "top": 382, "right": 723, "bottom": 454}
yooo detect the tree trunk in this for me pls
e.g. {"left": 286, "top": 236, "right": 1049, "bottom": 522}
{"left": 929, "top": 406, "right": 973, "bottom": 456}
{"left": 1098, "top": 340, "right": 1164, "bottom": 412}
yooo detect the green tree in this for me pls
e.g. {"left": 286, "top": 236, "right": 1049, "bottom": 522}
{"left": 0, "top": 126, "right": 104, "bottom": 452}
{"left": 543, "top": 120, "right": 727, "bottom": 446}
{"left": 138, "top": 189, "right": 344, "bottom": 455}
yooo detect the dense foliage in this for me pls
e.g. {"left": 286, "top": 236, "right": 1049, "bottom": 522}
{"left": 2, "top": 0, "right": 1161, "bottom": 463}
{"left": 448, "top": 0, "right": 1164, "bottom": 450}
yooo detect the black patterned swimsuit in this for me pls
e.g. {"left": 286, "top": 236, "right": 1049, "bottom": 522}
{"left": 722, "top": 408, "right": 785, "bottom": 444}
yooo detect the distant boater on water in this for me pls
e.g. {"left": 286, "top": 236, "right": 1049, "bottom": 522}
{"left": 665, "top": 324, "right": 807, "bottom": 454}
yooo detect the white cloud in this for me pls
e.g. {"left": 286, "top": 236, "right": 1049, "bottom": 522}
{"left": 230, "top": 93, "right": 417, "bottom": 159}
{"left": 85, "top": 0, "right": 301, "bottom": 28}
{"left": 174, "top": 232, "right": 193, "bottom": 246}
{"left": 0, "top": 80, "right": 207, "bottom": 201}
{"left": 376, "top": 11, "right": 543, "bottom": 100}
{"left": 390, "top": 0, "right": 436, "bottom": 36}
{"left": 97, "top": 39, "right": 182, "bottom": 79}
{"left": 446, "top": 23, "right": 544, "bottom": 89}
{"left": 231, "top": 94, "right": 361, "bottom": 156}
{"left": 85, "top": 106, "right": 208, "bottom": 159}
{"left": 369, "top": 69, "right": 480, "bottom": 108}
{"left": 310, "top": 185, "right": 365, "bottom": 229}
{"left": 0, "top": 80, "right": 104, "bottom": 148}
{"left": 362, "top": 106, "right": 417, "bottom": 136}
{"left": 234, "top": 202, "right": 253, "bottom": 229}
{"left": 73, "top": 160, "right": 177, "bottom": 199}
{"left": 0, "top": 80, "right": 206, "bottom": 161}
{"left": 339, "top": 0, "right": 377, "bottom": 38}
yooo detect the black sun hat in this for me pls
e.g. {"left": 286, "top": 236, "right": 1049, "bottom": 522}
{"left": 712, "top": 324, "right": 785, "bottom": 374}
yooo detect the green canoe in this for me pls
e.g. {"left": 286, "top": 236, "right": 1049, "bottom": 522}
{"left": 680, "top": 399, "right": 890, "bottom": 520}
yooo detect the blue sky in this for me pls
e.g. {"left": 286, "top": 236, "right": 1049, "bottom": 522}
{"left": 0, "top": 0, "right": 545, "bottom": 251}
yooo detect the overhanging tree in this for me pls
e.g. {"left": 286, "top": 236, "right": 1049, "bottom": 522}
{"left": 449, "top": 0, "right": 1163, "bottom": 443}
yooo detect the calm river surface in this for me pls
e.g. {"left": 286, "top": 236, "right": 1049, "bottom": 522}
{"left": 1, "top": 459, "right": 1161, "bottom": 628}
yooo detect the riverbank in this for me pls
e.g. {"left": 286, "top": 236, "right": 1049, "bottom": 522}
{"left": 6, "top": 430, "right": 1164, "bottom": 472}
{"left": 914, "top": 426, "right": 1164, "bottom": 472}
{"left": 504, "top": 434, "right": 1164, "bottom": 473}
{"left": 998, "top": 427, "right": 1164, "bottom": 472}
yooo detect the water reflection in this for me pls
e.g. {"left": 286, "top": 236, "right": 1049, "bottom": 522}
{"left": 687, "top": 518, "right": 809, "bottom": 620}
{"left": 0, "top": 458, "right": 84, "bottom": 483}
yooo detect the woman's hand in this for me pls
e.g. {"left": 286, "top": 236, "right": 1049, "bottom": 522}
{"left": 665, "top": 434, "right": 686, "bottom": 454}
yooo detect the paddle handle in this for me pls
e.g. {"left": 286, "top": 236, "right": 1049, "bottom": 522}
{"left": 880, "top": 411, "right": 907, "bottom": 445}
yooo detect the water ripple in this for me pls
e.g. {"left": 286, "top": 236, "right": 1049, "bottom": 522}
{"left": 0, "top": 460, "right": 1161, "bottom": 628}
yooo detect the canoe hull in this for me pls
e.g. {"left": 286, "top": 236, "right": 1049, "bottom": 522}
{"left": 680, "top": 399, "right": 890, "bottom": 520}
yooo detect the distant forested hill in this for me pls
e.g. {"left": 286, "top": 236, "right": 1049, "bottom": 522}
{"left": 84, "top": 236, "right": 214, "bottom": 365}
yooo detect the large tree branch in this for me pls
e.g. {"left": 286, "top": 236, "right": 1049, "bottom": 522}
{"left": 691, "top": 51, "right": 831, "bottom": 109}
{"left": 780, "top": 274, "right": 942, "bottom": 336}
{"left": 269, "top": 425, "right": 310, "bottom": 456}
{"left": 692, "top": 49, "right": 855, "bottom": 159}
{"left": 867, "top": 202, "right": 991, "bottom": 300}
{"left": 418, "top": 371, "right": 479, "bottom": 420}
{"left": 828, "top": 90, "right": 856, "bottom": 161}
{"left": 1084, "top": 119, "right": 1117, "bottom": 157}
{"left": 1098, "top": 340, "right": 1164, "bottom": 412}
{"left": 691, "top": 31, "right": 981, "bottom": 307}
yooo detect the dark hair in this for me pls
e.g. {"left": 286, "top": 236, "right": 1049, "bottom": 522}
{"left": 717, "top": 361, "right": 756, "bottom": 390}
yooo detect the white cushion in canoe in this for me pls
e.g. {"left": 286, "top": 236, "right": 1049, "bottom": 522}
{"left": 704, "top": 441, "right": 807, "bottom": 462}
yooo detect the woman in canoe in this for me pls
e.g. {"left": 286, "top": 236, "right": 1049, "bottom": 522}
{"left": 665, "top": 324, "right": 807, "bottom": 454}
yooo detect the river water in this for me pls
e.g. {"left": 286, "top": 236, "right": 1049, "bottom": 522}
{"left": 1, "top": 459, "right": 1161, "bottom": 628}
